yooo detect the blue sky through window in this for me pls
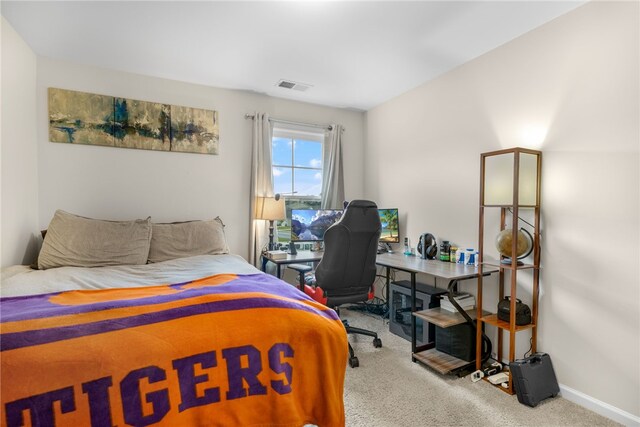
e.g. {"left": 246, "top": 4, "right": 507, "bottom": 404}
{"left": 272, "top": 137, "right": 322, "bottom": 197}
{"left": 272, "top": 137, "right": 291, "bottom": 166}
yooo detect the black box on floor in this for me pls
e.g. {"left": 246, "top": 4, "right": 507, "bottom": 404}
{"left": 435, "top": 323, "right": 476, "bottom": 362}
{"left": 510, "top": 353, "right": 560, "bottom": 407}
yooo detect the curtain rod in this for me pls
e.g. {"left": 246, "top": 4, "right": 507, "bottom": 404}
{"left": 244, "top": 114, "right": 335, "bottom": 131}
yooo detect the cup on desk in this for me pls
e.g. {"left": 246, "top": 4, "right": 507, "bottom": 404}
{"left": 463, "top": 249, "right": 478, "bottom": 266}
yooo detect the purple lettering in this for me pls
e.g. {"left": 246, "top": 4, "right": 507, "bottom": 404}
{"left": 4, "top": 341, "right": 295, "bottom": 427}
{"left": 5, "top": 386, "right": 75, "bottom": 427}
{"left": 222, "top": 345, "right": 267, "bottom": 400}
{"left": 81, "top": 376, "right": 114, "bottom": 427}
{"left": 172, "top": 351, "right": 220, "bottom": 412}
{"left": 268, "top": 343, "right": 294, "bottom": 394}
{"left": 119, "top": 366, "right": 169, "bottom": 426}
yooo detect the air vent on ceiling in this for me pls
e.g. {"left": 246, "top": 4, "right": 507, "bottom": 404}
{"left": 276, "top": 79, "right": 312, "bottom": 92}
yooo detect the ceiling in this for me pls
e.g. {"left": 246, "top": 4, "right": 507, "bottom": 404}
{"left": 2, "top": 1, "right": 584, "bottom": 111}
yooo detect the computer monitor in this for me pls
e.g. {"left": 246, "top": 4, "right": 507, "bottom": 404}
{"left": 378, "top": 208, "right": 400, "bottom": 243}
{"left": 291, "top": 209, "right": 343, "bottom": 241}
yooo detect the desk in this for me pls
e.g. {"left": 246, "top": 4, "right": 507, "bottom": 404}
{"left": 261, "top": 250, "right": 322, "bottom": 279}
{"left": 375, "top": 252, "right": 498, "bottom": 373}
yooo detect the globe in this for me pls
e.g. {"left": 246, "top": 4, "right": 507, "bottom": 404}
{"left": 495, "top": 228, "right": 533, "bottom": 262}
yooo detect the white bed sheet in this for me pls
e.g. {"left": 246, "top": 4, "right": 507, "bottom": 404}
{"left": 0, "top": 254, "right": 261, "bottom": 297}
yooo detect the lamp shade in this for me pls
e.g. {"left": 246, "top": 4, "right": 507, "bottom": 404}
{"left": 255, "top": 196, "right": 286, "bottom": 221}
{"left": 482, "top": 148, "right": 541, "bottom": 207}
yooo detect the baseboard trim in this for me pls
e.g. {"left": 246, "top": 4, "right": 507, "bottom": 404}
{"left": 559, "top": 383, "right": 640, "bottom": 427}
{"left": 498, "top": 355, "right": 639, "bottom": 426}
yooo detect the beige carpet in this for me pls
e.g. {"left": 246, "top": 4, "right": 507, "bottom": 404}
{"left": 341, "top": 308, "right": 620, "bottom": 427}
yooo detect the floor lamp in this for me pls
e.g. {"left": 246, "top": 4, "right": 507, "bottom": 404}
{"left": 255, "top": 195, "right": 286, "bottom": 251}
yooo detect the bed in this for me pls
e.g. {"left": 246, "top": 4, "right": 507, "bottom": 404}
{"left": 0, "top": 211, "right": 348, "bottom": 427}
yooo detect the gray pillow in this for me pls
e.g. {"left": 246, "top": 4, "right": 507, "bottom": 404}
{"left": 148, "top": 217, "right": 230, "bottom": 263}
{"left": 38, "top": 210, "right": 152, "bottom": 270}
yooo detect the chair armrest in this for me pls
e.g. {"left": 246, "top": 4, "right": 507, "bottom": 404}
{"left": 287, "top": 264, "right": 313, "bottom": 273}
{"left": 287, "top": 263, "right": 313, "bottom": 291}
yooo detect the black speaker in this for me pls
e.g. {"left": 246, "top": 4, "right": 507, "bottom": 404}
{"left": 417, "top": 233, "right": 437, "bottom": 259}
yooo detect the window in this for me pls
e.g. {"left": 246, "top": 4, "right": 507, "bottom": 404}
{"left": 272, "top": 127, "right": 324, "bottom": 242}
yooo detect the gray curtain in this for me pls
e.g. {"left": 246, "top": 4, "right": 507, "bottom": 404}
{"left": 321, "top": 124, "right": 345, "bottom": 209}
{"left": 249, "top": 113, "right": 274, "bottom": 266}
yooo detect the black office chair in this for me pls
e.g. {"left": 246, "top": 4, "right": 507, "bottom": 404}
{"left": 289, "top": 200, "right": 382, "bottom": 368}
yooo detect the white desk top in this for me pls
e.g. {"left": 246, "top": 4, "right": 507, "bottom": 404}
{"left": 264, "top": 250, "right": 498, "bottom": 281}
{"left": 375, "top": 252, "right": 498, "bottom": 280}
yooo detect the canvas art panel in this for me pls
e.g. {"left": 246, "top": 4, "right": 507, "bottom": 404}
{"left": 48, "top": 88, "right": 220, "bottom": 155}
{"left": 170, "top": 106, "right": 219, "bottom": 155}
{"left": 48, "top": 88, "right": 115, "bottom": 147}
{"left": 113, "top": 98, "right": 171, "bottom": 151}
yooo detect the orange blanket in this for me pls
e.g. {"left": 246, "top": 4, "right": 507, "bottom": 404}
{"left": 1, "top": 273, "right": 347, "bottom": 427}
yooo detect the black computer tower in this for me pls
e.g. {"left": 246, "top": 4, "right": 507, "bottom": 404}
{"left": 388, "top": 280, "right": 447, "bottom": 345}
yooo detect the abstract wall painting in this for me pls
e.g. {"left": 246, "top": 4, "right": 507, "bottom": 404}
{"left": 48, "top": 88, "right": 219, "bottom": 155}
{"left": 48, "top": 88, "right": 115, "bottom": 147}
{"left": 113, "top": 98, "right": 171, "bottom": 151}
{"left": 170, "top": 106, "right": 219, "bottom": 155}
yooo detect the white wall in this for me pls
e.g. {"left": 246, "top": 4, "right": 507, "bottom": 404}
{"left": 4, "top": 1, "right": 638, "bottom": 420}
{"left": 365, "top": 1, "right": 639, "bottom": 421}
{"left": 34, "top": 58, "right": 365, "bottom": 263}
{"left": 1, "top": 17, "right": 39, "bottom": 267}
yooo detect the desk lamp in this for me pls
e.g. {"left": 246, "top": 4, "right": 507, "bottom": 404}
{"left": 255, "top": 194, "right": 286, "bottom": 251}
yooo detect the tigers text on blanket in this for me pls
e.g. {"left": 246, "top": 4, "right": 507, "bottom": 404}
{"left": 0, "top": 273, "right": 348, "bottom": 427}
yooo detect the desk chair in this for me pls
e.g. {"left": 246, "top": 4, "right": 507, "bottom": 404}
{"left": 289, "top": 200, "right": 382, "bottom": 368}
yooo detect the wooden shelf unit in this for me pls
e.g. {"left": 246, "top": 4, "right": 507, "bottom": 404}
{"left": 482, "top": 372, "right": 514, "bottom": 395}
{"left": 413, "top": 348, "right": 470, "bottom": 375}
{"left": 376, "top": 253, "right": 498, "bottom": 376}
{"left": 411, "top": 307, "right": 488, "bottom": 374}
{"left": 480, "top": 314, "right": 536, "bottom": 332}
{"left": 480, "top": 261, "right": 538, "bottom": 271}
{"left": 476, "top": 147, "right": 542, "bottom": 395}
{"left": 415, "top": 307, "right": 489, "bottom": 329}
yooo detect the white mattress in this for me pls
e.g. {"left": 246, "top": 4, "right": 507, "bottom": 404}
{"left": 0, "top": 254, "right": 261, "bottom": 297}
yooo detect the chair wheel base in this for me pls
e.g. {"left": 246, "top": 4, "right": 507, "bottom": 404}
{"left": 349, "top": 356, "right": 359, "bottom": 368}
{"left": 373, "top": 337, "right": 382, "bottom": 348}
